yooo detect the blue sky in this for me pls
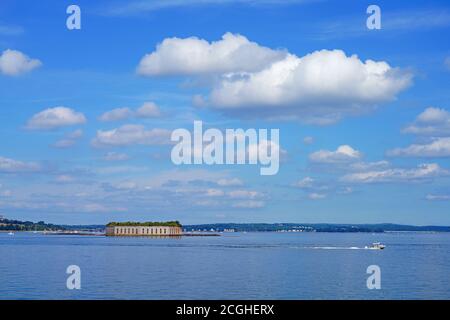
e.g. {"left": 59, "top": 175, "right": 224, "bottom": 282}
{"left": 1, "top": 0, "right": 450, "bottom": 225}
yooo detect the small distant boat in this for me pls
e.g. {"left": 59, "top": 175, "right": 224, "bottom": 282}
{"left": 7, "top": 232, "right": 14, "bottom": 236}
{"left": 366, "top": 242, "right": 385, "bottom": 250}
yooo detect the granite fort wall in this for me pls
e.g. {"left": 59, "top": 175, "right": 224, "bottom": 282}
{"left": 106, "top": 225, "right": 182, "bottom": 236}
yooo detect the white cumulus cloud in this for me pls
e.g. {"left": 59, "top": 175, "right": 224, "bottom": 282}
{"left": 402, "top": 107, "right": 450, "bottom": 136}
{"left": 207, "top": 49, "right": 412, "bottom": 123}
{"left": 387, "top": 137, "right": 450, "bottom": 158}
{"left": 0, "top": 49, "right": 41, "bottom": 76}
{"left": 26, "top": 107, "right": 86, "bottom": 130}
{"left": 138, "top": 34, "right": 411, "bottom": 123}
{"left": 309, "top": 145, "right": 362, "bottom": 163}
{"left": 135, "top": 102, "right": 161, "bottom": 118}
{"left": 137, "top": 32, "right": 287, "bottom": 76}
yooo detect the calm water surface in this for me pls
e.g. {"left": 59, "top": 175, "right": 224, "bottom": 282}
{"left": 0, "top": 232, "right": 449, "bottom": 299}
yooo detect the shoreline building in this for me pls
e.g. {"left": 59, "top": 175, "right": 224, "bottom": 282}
{"left": 106, "top": 221, "right": 182, "bottom": 236}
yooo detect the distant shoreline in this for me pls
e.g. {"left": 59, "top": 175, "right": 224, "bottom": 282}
{"left": 2, "top": 218, "right": 450, "bottom": 234}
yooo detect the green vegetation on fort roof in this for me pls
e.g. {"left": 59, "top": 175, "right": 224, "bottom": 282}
{"left": 106, "top": 221, "right": 182, "bottom": 227}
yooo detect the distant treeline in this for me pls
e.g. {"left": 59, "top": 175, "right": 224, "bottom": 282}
{"left": 183, "top": 223, "right": 450, "bottom": 233}
{"left": 106, "top": 221, "right": 182, "bottom": 227}
{"left": 0, "top": 219, "right": 65, "bottom": 231}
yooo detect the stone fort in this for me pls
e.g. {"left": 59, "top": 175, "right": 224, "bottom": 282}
{"left": 106, "top": 221, "right": 182, "bottom": 236}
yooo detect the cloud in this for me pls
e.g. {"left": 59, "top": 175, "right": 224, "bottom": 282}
{"left": 303, "top": 136, "right": 314, "bottom": 145}
{"left": 80, "top": 203, "right": 119, "bottom": 213}
{"left": 228, "top": 190, "right": 263, "bottom": 199}
{"left": 338, "top": 186, "right": 353, "bottom": 195}
{"left": 291, "top": 176, "right": 354, "bottom": 200}
{"left": 402, "top": 107, "right": 450, "bottom": 136}
{"left": 106, "top": 0, "right": 308, "bottom": 16}
{"left": 26, "top": 107, "right": 86, "bottom": 130}
{"left": 99, "top": 102, "right": 162, "bottom": 122}
{"left": 292, "top": 176, "right": 331, "bottom": 197}
{"left": 53, "top": 129, "right": 83, "bottom": 148}
{"left": 53, "top": 139, "right": 76, "bottom": 148}
{"left": 0, "top": 183, "right": 12, "bottom": 197}
{"left": 107, "top": 180, "right": 139, "bottom": 191}
{"left": 138, "top": 33, "right": 412, "bottom": 123}
{"left": 426, "top": 194, "right": 450, "bottom": 201}
{"left": 135, "top": 102, "right": 161, "bottom": 118}
{"left": 99, "top": 108, "right": 133, "bottom": 122}
{"left": 388, "top": 107, "right": 450, "bottom": 158}
{"left": 445, "top": 57, "right": 450, "bottom": 71}
{"left": 205, "top": 189, "right": 225, "bottom": 197}
{"left": 216, "top": 177, "right": 243, "bottom": 186}
{"left": 387, "top": 137, "right": 450, "bottom": 158}
{"left": 103, "top": 152, "right": 130, "bottom": 161}
{"left": 347, "top": 160, "right": 390, "bottom": 171}
{"left": 92, "top": 124, "right": 172, "bottom": 147}
{"left": 0, "top": 156, "right": 41, "bottom": 173}
{"left": 384, "top": 10, "right": 450, "bottom": 31}
{"left": 341, "top": 163, "right": 449, "bottom": 184}
{"left": 309, "top": 145, "right": 362, "bottom": 163}
{"left": 308, "top": 192, "right": 327, "bottom": 200}
{"left": 54, "top": 175, "right": 75, "bottom": 183}
{"left": 232, "top": 200, "right": 265, "bottom": 208}
{"left": 247, "top": 138, "right": 287, "bottom": 162}
{"left": 206, "top": 49, "right": 412, "bottom": 123}
{"left": 0, "top": 24, "right": 24, "bottom": 36}
{"left": 0, "top": 49, "right": 41, "bottom": 76}
{"left": 95, "top": 166, "right": 148, "bottom": 175}
{"left": 0, "top": 189, "right": 12, "bottom": 197}
{"left": 308, "top": 145, "right": 390, "bottom": 175}
{"left": 293, "top": 177, "right": 315, "bottom": 188}
{"left": 137, "top": 32, "right": 287, "bottom": 76}
{"left": 317, "top": 9, "right": 450, "bottom": 40}
{"left": 67, "top": 129, "right": 83, "bottom": 139}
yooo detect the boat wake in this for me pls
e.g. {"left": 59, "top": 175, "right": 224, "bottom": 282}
{"left": 289, "top": 246, "right": 382, "bottom": 250}
{"left": 309, "top": 246, "right": 363, "bottom": 250}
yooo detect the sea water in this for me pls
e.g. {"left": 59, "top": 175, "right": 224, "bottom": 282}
{"left": 0, "top": 232, "right": 449, "bottom": 299}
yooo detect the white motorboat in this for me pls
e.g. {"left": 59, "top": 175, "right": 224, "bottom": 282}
{"left": 366, "top": 242, "right": 385, "bottom": 250}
